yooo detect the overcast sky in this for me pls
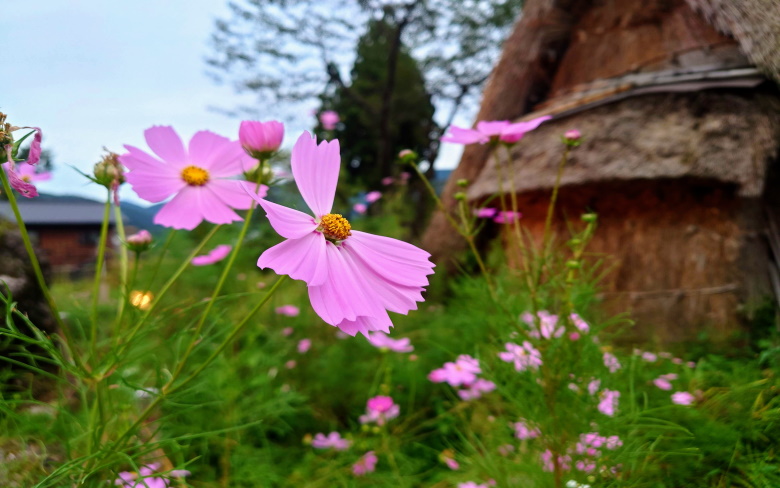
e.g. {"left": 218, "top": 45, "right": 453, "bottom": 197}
{"left": 5, "top": 1, "right": 466, "bottom": 205}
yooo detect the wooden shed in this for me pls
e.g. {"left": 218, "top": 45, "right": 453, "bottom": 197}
{"left": 423, "top": 0, "right": 780, "bottom": 341}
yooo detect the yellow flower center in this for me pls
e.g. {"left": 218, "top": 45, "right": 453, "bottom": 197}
{"left": 318, "top": 213, "right": 352, "bottom": 241}
{"left": 20, "top": 175, "right": 32, "bottom": 182}
{"left": 181, "top": 165, "right": 210, "bottom": 186}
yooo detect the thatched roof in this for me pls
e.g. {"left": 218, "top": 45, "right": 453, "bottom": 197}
{"left": 468, "top": 91, "right": 780, "bottom": 201}
{"left": 686, "top": 0, "right": 780, "bottom": 83}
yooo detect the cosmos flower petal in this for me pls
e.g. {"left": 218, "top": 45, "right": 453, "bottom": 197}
{"left": 475, "top": 120, "right": 511, "bottom": 136}
{"left": 192, "top": 244, "right": 232, "bottom": 266}
{"left": 24, "top": 127, "right": 43, "bottom": 165}
{"left": 441, "top": 126, "right": 489, "bottom": 145}
{"left": 257, "top": 232, "right": 328, "bottom": 286}
{"left": 154, "top": 186, "right": 241, "bottom": 230}
{"left": 125, "top": 170, "right": 185, "bottom": 202}
{"left": 291, "top": 132, "right": 339, "bottom": 216}
{"left": 209, "top": 179, "right": 267, "bottom": 210}
{"left": 501, "top": 115, "right": 552, "bottom": 137}
{"left": 332, "top": 313, "right": 392, "bottom": 337}
{"left": 187, "top": 130, "right": 233, "bottom": 169}
{"left": 345, "top": 231, "right": 434, "bottom": 287}
{"left": 3, "top": 163, "right": 38, "bottom": 198}
{"left": 144, "top": 126, "right": 188, "bottom": 167}
{"left": 247, "top": 189, "right": 318, "bottom": 239}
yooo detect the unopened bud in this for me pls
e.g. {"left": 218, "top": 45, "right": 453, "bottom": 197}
{"left": 454, "top": 192, "right": 467, "bottom": 201}
{"left": 568, "top": 238, "right": 582, "bottom": 248}
{"left": 581, "top": 212, "right": 598, "bottom": 223}
{"left": 457, "top": 179, "right": 469, "bottom": 187}
{"left": 93, "top": 149, "right": 125, "bottom": 188}
{"left": 562, "top": 129, "right": 582, "bottom": 147}
{"left": 397, "top": 149, "right": 418, "bottom": 164}
{"left": 302, "top": 433, "right": 313, "bottom": 446}
{"left": 566, "top": 260, "right": 581, "bottom": 269}
{"left": 126, "top": 230, "right": 153, "bottom": 253}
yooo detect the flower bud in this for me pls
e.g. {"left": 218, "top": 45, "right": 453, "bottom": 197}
{"left": 563, "top": 129, "right": 582, "bottom": 147}
{"left": 93, "top": 150, "right": 125, "bottom": 188}
{"left": 566, "top": 260, "right": 581, "bottom": 269}
{"left": 319, "top": 111, "right": 339, "bottom": 131}
{"left": 397, "top": 149, "right": 418, "bottom": 164}
{"left": 457, "top": 178, "right": 469, "bottom": 187}
{"left": 454, "top": 192, "right": 467, "bottom": 201}
{"left": 239, "top": 120, "right": 284, "bottom": 160}
{"left": 581, "top": 212, "right": 598, "bottom": 223}
{"left": 126, "top": 230, "right": 153, "bottom": 253}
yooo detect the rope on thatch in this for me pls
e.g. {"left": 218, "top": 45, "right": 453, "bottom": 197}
{"left": 686, "top": 0, "right": 780, "bottom": 82}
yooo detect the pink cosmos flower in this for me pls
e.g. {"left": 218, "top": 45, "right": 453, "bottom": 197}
{"left": 120, "top": 126, "right": 266, "bottom": 230}
{"left": 458, "top": 482, "right": 489, "bottom": 488}
{"left": 10, "top": 162, "right": 51, "bottom": 183}
{"left": 570, "top": 313, "right": 590, "bottom": 333}
{"left": 603, "top": 352, "right": 621, "bottom": 373}
{"left": 282, "top": 327, "right": 294, "bottom": 336}
{"left": 2, "top": 161, "right": 39, "bottom": 198}
{"left": 441, "top": 116, "right": 551, "bottom": 145}
{"left": 494, "top": 210, "right": 522, "bottom": 224}
{"left": 587, "top": 379, "right": 601, "bottom": 396}
{"left": 457, "top": 378, "right": 496, "bottom": 401}
{"left": 297, "top": 338, "right": 311, "bottom": 353}
{"left": 569, "top": 332, "right": 581, "bottom": 341}
{"left": 22, "top": 127, "right": 43, "bottom": 165}
{"left": 514, "top": 419, "right": 541, "bottom": 440}
{"left": 429, "top": 355, "right": 481, "bottom": 387}
{"left": 598, "top": 389, "right": 620, "bottom": 416}
{"left": 275, "top": 305, "right": 300, "bottom": 317}
{"left": 575, "top": 460, "right": 596, "bottom": 473}
{"left": 653, "top": 377, "right": 673, "bottom": 391}
{"left": 399, "top": 171, "right": 411, "bottom": 183}
{"left": 540, "top": 450, "right": 571, "bottom": 472}
{"left": 474, "top": 207, "right": 497, "bottom": 218}
{"left": 365, "top": 191, "right": 382, "bottom": 203}
{"left": 126, "top": 230, "right": 153, "bottom": 253}
{"left": 367, "top": 331, "right": 414, "bottom": 353}
{"left": 671, "top": 391, "right": 695, "bottom": 405}
{"left": 312, "top": 431, "right": 352, "bottom": 451}
{"left": 320, "top": 111, "right": 340, "bottom": 130}
{"left": 352, "top": 451, "right": 377, "bottom": 476}
{"left": 381, "top": 176, "right": 394, "bottom": 186}
{"left": 641, "top": 352, "right": 658, "bottom": 362}
{"left": 250, "top": 132, "right": 435, "bottom": 337}
{"left": 353, "top": 202, "right": 367, "bottom": 214}
{"left": 191, "top": 244, "right": 232, "bottom": 266}
{"left": 359, "top": 395, "right": 399, "bottom": 425}
{"left": 445, "top": 457, "right": 460, "bottom": 470}
{"left": 522, "top": 311, "right": 564, "bottom": 339}
{"left": 564, "top": 129, "right": 582, "bottom": 141}
{"left": 114, "top": 463, "right": 189, "bottom": 488}
{"left": 239, "top": 120, "right": 284, "bottom": 158}
{"left": 498, "top": 341, "right": 543, "bottom": 372}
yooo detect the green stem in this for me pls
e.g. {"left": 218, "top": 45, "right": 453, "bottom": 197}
{"left": 113, "top": 203, "right": 129, "bottom": 331}
{"left": 0, "top": 168, "right": 88, "bottom": 374}
{"left": 542, "top": 147, "right": 569, "bottom": 253}
{"left": 89, "top": 192, "right": 112, "bottom": 356}
{"left": 143, "top": 230, "right": 176, "bottom": 292}
{"left": 168, "top": 200, "right": 258, "bottom": 380}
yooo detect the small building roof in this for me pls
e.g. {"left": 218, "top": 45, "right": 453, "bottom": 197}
{"left": 0, "top": 194, "right": 120, "bottom": 225}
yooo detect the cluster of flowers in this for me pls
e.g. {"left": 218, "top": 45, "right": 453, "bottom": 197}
{"left": 310, "top": 395, "right": 399, "bottom": 476}
{"left": 473, "top": 207, "right": 523, "bottom": 225}
{"left": 114, "top": 463, "right": 189, "bottom": 488}
{"left": 429, "top": 354, "right": 496, "bottom": 401}
{"left": 539, "top": 432, "right": 623, "bottom": 476}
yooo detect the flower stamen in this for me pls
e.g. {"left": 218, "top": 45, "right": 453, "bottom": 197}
{"left": 181, "top": 165, "right": 209, "bottom": 186}
{"left": 318, "top": 213, "right": 352, "bottom": 242}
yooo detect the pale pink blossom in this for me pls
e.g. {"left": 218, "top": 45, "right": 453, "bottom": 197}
{"left": 653, "top": 377, "right": 673, "bottom": 390}
{"left": 126, "top": 230, "right": 153, "bottom": 251}
{"left": 603, "top": 352, "right": 621, "bottom": 373}
{"left": 474, "top": 207, "right": 497, "bottom": 218}
{"left": 564, "top": 129, "right": 581, "bottom": 141}
{"left": 587, "top": 379, "right": 601, "bottom": 395}
{"left": 239, "top": 120, "right": 284, "bottom": 158}
{"left": 381, "top": 176, "right": 394, "bottom": 185}
{"left": 191, "top": 244, "right": 232, "bottom": 266}
{"left": 353, "top": 202, "right": 367, "bottom": 214}
{"left": 365, "top": 191, "right": 382, "bottom": 203}
{"left": 570, "top": 313, "right": 590, "bottom": 333}
{"left": 275, "top": 305, "right": 300, "bottom": 317}
{"left": 522, "top": 311, "right": 564, "bottom": 339}
{"left": 250, "top": 132, "right": 435, "bottom": 336}
{"left": 359, "top": 395, "right": 399, "bottom": 425}
{"left": 641, "top": 352, "right": 658, "bottom": 362}
{"left": 429, "top": 355, "right": 482, "bottom": 387}
{"left": 498, "top": 341, "right": 543, "bottom": 372}
{"left": 671, "top": 391, "right": 695, "bottom": 405}
{"left": 367, "top": 332, "right": 413, "bottom": 353}
{"left": 444, "top": 457, "right": 460, "bottom": 470}
{"left": 319, "top": 111, "right": 340, "bottom": 130}
{"left": 297, "top": 338, "right": 311, "bottom": 353}
{"left": 312, "top": 431, "right": 351, "bottom": 451}
{"left": 598, "top": 389, "right": 620, "bottom": 416}
{"left": 457, "top": 378, "right": 496, "bottom": 401}
{"left": 114, "top": 463, "right": 189, "bottom": 488}
{"left": 458, "top": 482, "right": 489, "bottom": 488}
{"left": 352, "top": 451, "right": 377, "bottom": 476}
{"left": 441, "top": 116, "right": 551, "bottom": 145}
{"left": 514, "top": 419, "right": 541, "bottom": 440}
{"left": 494, "top": 210, "right": 522, "bottom": 224}
{"left": 120, "top": 126, "right": 266, "bottom": 230}
{"left": 575, "top": 460, "right": 596, "bottom": 472}
{"left": 569, "top": 332, "right": 581, "bottom": 341}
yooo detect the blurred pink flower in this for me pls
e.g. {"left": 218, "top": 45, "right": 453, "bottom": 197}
{"left": 457, "top": 378, "right": 496, "bottom": 401}
{"left": 494, "top": 210, "right": 522, "bottom": 224}
{"left": 365, "top": 191, "right": 382, "bottom": 203}
{"left": 120, "top": 126, "right": 266, "bottom": 230}
{"left": 569, "top": 332, "right": 581, "bottom": 341}
{"left": 458, "top": 482, "right": 489, "bottom": 488}
{"left": 523, "top": 311, "right": 564, "bottom": 339}
{"left": 191, "top": 244, "right": 232, "bottom": 266}
{"left": 603, "top": 352, "right": 621, "bottom": 373}
{"left": 587, "top": 379, "right": 601, "bottom": 395}
{"left": 285, "top": 360, "right": 297, "bottom": 369}
{"left": 239, "top": 120, "right": 284, "bottom": 159}
{"left": 598, "top": 389, "right": 620, "bottom": 416}
{"left": 275, "top": 305, "right": 300, "bottom": 317}
{"left": 399, "top": 171, "right": 411, "bottom": 183}
{"left": 540, "top": 450, "right": 571, "bottom": 472}
{"left": 12, "top": 162, "right": 51, "bottom": 182}
{"left": 251, "top": 132, "right": 435, "bottom": 337}
{"left": 575, "top": 459, "right": 596, "bottom": 472}
{"left": 441, "top": 116, "right": 551, "bottom": 145}
{"left": 126, "top": 230, "right": 153, "bottom": 253}
{"left": 514, "top": 419, "right": 541, "bottom": 440}
{"left": 653, "top": 377, "right": 673, "bottom": 390}
{"left": 312, "top": 431, "right": 351, "bottom": 451}
{"left": 570, "top": 313, "right": 590, "bottom": 333}
{"left": 367, "top": 331, "right": 413, "bottom": 353}
{"left": 297, "top": 338, "right": 311, "bottom": 353}
{"left": 359, "top": 395, "right": 399, "bottom": 425}
{"left": 2, "top": 161, "right": 39, "bottom": 198}
{"left": 671, "top": 391, "right": 695, "bottom": 405}
{"left": 114, "top": 463, "right": 189, "bottom": 488}
{"left": 474, "top": 207, "right": 497, "bottom": 218}
{"left": 429, "top": 355, "right": 481, "bottom": 387}
{"left": 320, "top": 111, "right": 340, "bottom": 130}
{"left": 352, "top": 451, "right": 377, "bottom": 476}
{"left": 641, "top": 352, "right": 658, "bottom": 362}
{"left": 381, "top": 176, "right": 394, "bottom": 185}
{"left": 282, "top": 327, "right": 294, "bottom": 336}
{"left": 353, "top": 202, "right": 367, "bottom": 214}
{"left": 444, "top": 456, "right": 460, "bottom": 470}
{"left": 498, "top": 341, "right": 542, "bottom": 372}
{"left": 564, "top": 129, "right": 582, "bottom": 141}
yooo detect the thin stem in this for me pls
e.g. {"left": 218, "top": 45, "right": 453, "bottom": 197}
{"left": 113, "top": 203, "right": 129, "bottom": 330}
{"left": 143, "top": 230, "right": 176, "bottom": 292}
{"left": 542, "top": 147, "right": 570, "bottom": 252}
{"left": 89, "top": 192, "right": 112, "bottom": 356}
{"left": 168, "top": 200, "right": 258, "bottom": 380}
{"left": 0, "top": 168, "right": 88, "bottom": 374}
